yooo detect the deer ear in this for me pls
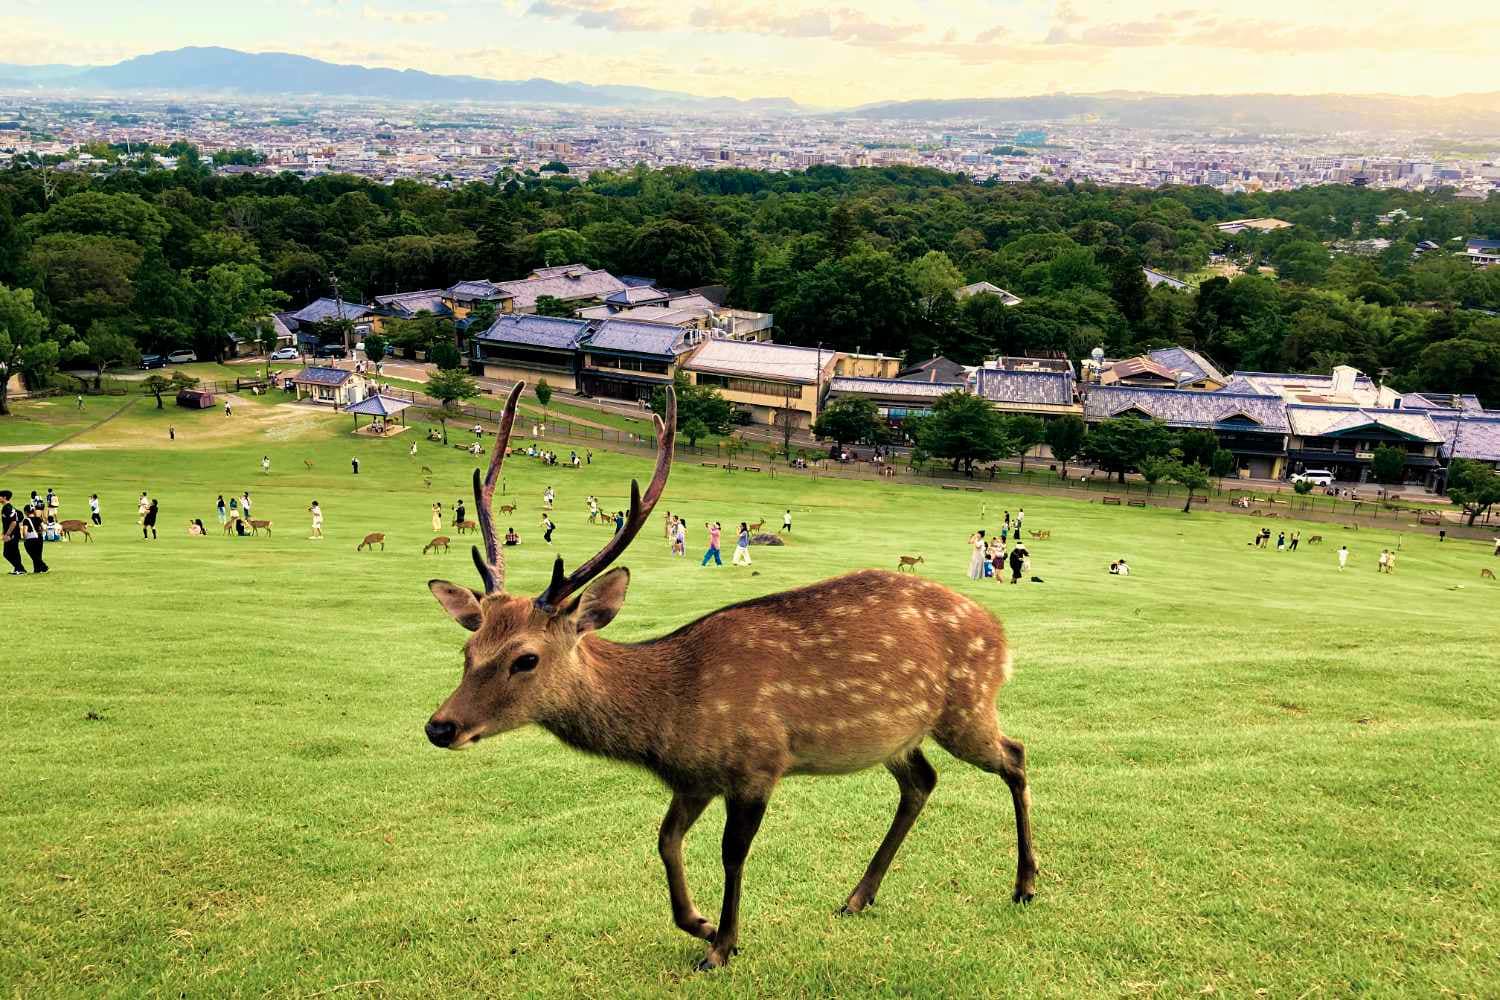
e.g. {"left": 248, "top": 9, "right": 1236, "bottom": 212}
{"left": 429, "top": 580, "right": 484, "bottom": 631}
{"left": 565, "top": 567, "right": 630, "bottom": 634}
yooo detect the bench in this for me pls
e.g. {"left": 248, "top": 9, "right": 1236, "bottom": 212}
{"left": 1127, "top": 500, "right": 1147, "bottom": 508}
{"left": 700, "top": 463, "right": 719, "bottom": 468}
{"left": 966, "top": 487, "right": 984, "bottom": 493}
{"left": 942, "top": 485, "right": 961, "bottom": 491}
{"left": 1101, "top": 496, "right": 1122, "bottom": 505}
{"left": 1190, "top": 495, "right": 1208, "bottom": 504}
{"left": 1418, "top": 511, "right": 1442, "bottom": 525}
{"left": 744, "top": 466, "right": 761, "bottom": 473}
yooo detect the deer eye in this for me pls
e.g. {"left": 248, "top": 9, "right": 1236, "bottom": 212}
{"left": 510, "top": 653, "right": 540, "bottom": 676}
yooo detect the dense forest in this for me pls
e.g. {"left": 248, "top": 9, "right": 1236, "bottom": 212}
{"left": 3, "top": 156, "right": 1500, "bottom": 412}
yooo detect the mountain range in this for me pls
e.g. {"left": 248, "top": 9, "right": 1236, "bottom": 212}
{"left": 3, "top": 47, "right": 1500, "bottom": 133}
{"left": 0, "top": 47, "right": 801, "bottom": 112}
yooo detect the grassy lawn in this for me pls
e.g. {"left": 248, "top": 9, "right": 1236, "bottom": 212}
{"left": 2, "top": 396, "right": 1498, "bottom": 998}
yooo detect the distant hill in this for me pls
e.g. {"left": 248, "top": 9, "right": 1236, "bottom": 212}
{"left": 17, "top": 47, "right": 798, "bottom": 111}
{"left": 846, "top": 93, "right": 1500, "bottom": 132}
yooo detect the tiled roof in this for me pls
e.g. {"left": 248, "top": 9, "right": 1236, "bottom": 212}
{"left": 530, "top": 263, "right": 592, "bottom": 279}
{"left": 1430, "top": 413, "right": 1500, "bottom": 462}
{"left": 1399, "top": 392, "right": 1487, "bottom": 413}
{"left": 1142, "top": 267, "right": 1188, "bottom": 290}
{"left": 898, "top": 356, "right": 967, "bottom": 383}
{"left": 498, "top": 269, "right": 626, "bottom": 310}
{"left": 605, "top": 286, "right": 669, "bottom": 306}
{"left": 1285, "top": 405, "right": 1441, "bottom": 442}
{"left": 1084, "top": 385, "right": 1290, "bottom": 433}
{"left": 344, "top": 393, "right": 411, "bottom": 417}
{"left": 446, "top": 279, "right": 510, "bottom": 302}
{"left": 584, "top": 318, "right": 692, "bottom": 357}
{"left": 373, "top": 289, "right": 450, "bottom": 316}
{"left": 290, "top": 366, "right": 356, "bottom": 386}
{"left": 684, "top": 340, "right": 827, "bottom": 384}
{"left": 955, "top": 281, "right": 1022, "bottom": 305}
{"left": 828, "top": 376, "right": 966, "bottom": 399}
{"left": 290, "top": 298, "right": 373, "bottom": 324}
{"left": 1107, "top": 356, "right": 1178, "bottom": 383}
{"left": 475, "top": 314, "right": 592, "bottom": 350}
{"left": 975, "top": 368, "right": 1075, "bottom": 406}
{"left": 1147, "top": 346, "right": 1224, "bottom": 384}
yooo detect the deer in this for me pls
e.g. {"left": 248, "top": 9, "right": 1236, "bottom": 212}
{"left": 1307, "top": 535, "right": 1323, "bottom": 545}
{"left": 357, "top": 532, "right": 386, "bottom": 552}
{"left": 896, "top": 555, "right": 924, "bottom": 573}
{"left": 425, "top": 536, "right": 451, "bottom": 555}
{"left": 249, "top": 519, "right": 272, "bottom": 536}
{"left": 304, "top": 459, "right": 314, "bottom": 471}
{"left": 422, "top": 383, "right": 1036, "bottom": 972}
{"left": 1028, "top": 530, "right": 1050, "bottom": 541}
{"left": 58, "top": 519, "right": 92, "bottom": 542}
{"left": 455, "top": 519, "right": 479, "bottom": 535}
{"left": 747, "top": 518, "right": 765, "bottom": 533}
{"left": 498, "top": 503, "right": 517, "bottom": 516}
{"left": 1483, "top": 568, "right": 1496, "bottom": 580}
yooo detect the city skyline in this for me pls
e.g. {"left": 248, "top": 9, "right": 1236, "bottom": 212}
{"left": 4, "top": 1, "right": 1499, "bottom": 107}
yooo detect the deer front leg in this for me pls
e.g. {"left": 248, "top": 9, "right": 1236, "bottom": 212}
{"left": 697, "top": 795, "right": 767, "bottom": 971}
{"left": 658, "top": 793, "right": 715, "bottom": 942}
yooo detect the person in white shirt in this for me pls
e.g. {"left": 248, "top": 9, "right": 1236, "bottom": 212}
{"left": 89, "top": 494, "right": 101, "bottom": 526}
{"left": 782, "top": 509, "right": 792, "bottom": 533}
{"left": 1116, "top": 558, "right": 1130, "bottom": 576}
{"left": 309, "top": 500, "right": 323, "bottom": 539}
{"left": 1337, "top": 545, "right": 1349, "bottom": 571}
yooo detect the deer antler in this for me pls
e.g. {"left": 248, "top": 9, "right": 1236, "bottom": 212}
{"left": 472, "top": 381, "right": 525, "bottom": 594}
{"left": 535, "top": 386, "right": 675, "bottom": 613}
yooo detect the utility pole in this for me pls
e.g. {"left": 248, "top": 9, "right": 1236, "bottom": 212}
{"left": 330, "top": 272, "right": 348, "bottom": 353}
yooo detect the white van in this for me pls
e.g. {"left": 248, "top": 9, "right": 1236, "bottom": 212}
{"left": 1292, "top": 469, "right": 1335, "bottom": 487}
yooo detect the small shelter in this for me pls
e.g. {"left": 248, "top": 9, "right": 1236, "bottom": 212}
{"left": 176, "top": 388, "right": 217, "bottom": 409}
{"left": 288, "top": 366, "right": 369, "bottom": 408}
{"left": 345, "top": 392, "right": 412, "bottom": 436}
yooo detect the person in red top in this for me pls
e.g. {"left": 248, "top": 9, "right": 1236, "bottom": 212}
{"left": 701, "top": 521, "right": 723, "bottom": 566}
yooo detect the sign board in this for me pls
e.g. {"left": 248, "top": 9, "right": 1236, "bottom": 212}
{"left": 1355, "top": 451, "right": 1375, "bottom": 460}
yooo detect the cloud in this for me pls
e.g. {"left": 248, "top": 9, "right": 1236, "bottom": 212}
{"left": 526, "top": 0, "right": 671, "bottom": 32}
{"left": 361, "top": 4, "right": 450, "bottom": 23}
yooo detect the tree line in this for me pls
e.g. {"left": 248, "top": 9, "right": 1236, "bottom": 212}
{"left": 4, "top": 154, "right": 1500, "bottom": 416}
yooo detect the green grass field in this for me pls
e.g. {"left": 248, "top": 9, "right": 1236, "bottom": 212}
{"left": 2, "top": 391, "right": 1498, "bottom": 998}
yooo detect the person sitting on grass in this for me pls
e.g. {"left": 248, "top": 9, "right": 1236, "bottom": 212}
{"left": 504, "top": 527, "right": 520, "bottom": 546}
{"left": 1110, "top": 561, "right": 1119, "bottom": 574}
{"left": 1116, "top": 558, "right": 1130, "bottom": 576}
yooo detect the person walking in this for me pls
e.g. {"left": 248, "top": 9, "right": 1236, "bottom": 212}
{"left": 227, "top": 494, "right": 239, "bottom": 524}
{"left": 732, "top": 522, "right": 753, "bottom": 566}
{"left": 169, "top": 425, "right": 176, "bottom": 441}
{"left": 1015, "top": 508, "right": 1025, "bottom": 533}
{"left": 1337, "top": 545, "right": 1349, "bottom": 571}
{"left": 241, "top": 492, "right": 252, "bottom": 521}
{"left": 613, "top": 509, "right": 624, "bottom": 534}
{"left": 1378, "top": 549, "right": 1389, "bottom": 574}
{"left": 543, "top": 486, "right": 554, "bottom": 510}
{"left": 2, "top": 490, "right": 25, "bottom": 575}
{"left": 990, "top": 538, "right": 1006, "bottom": 582}
{"left": 782, "top": 509, "right": 792, "bottom": 533}
{"left": 454, "top": 499, "right": 466, "bottom": 527}
{"left": 261, "top": 455, "right": 271, "bottom": 475}
{"left": 216, "top": 495, "right": 227, "bottom": 525}
{"left": 541, "top": 513, "right": 556, "bottom": 545}
{"left": 224, "top": 399, "right": 233, "bottom": 417}
{"left": 1386, "top": 551, "right": 1397, "bottom": 574}
{"left": 1276, "top": 531, "right": 1286, "bottom": 552}
{"left": 1289, "top": 531, "right": 1300, "bottom": 552}
{"left": 142, "top": 499, "right": 159, "bottom": 541}
{"left": 432, "top": 502, "right": 443, "bottom": 533}
{"left": 89, "top": 494, "right": 102, "bottom": 526}
{"left": 1009, "top": 541, "right": 1027, "bottom": 584}
{"left": 20, "top": 504, "right": 48, "bottom": 573}
{"left": 701, "top": 521, "right": 723, "bottom": 566}
{"left": 309, "top": 500, "right": 323, "bottom": 540}
{"left": 409, "top": 440, "right": 418, "bottom": 458}
{"left": 351, "top": 457, "right": 360, "bottom": 475}
{"left": 76, "top": 394, "right": 85, "bottom": 410}
{"left": 967, "top": 529, "right": 987, "bottom": 580}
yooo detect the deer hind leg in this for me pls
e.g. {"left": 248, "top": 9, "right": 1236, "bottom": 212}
{"left": 698, "top": 796, "right": 768, "bottom": 971}
{"left": 658, "top": 793, "right": 715, "bottom": 943}
{"left": 937, "top": 721, "right": 1037, "bottom": 903}
{"left": 842, "top": 748, "right": 937, "bottom": 915}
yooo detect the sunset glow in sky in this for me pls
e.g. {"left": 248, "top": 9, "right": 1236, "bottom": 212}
{"left": 4, "top": 0, "right": 1497, "bottom": 106}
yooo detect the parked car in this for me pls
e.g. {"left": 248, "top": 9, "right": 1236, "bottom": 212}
{"left": 1292, "top": 469, "right": 1335, "bottom": 486}
{"left": 140, "top": 354, "right": 167, "bottom": 370}
{"left": 166, "top": 350, "right": 198, "bottom": 364}
{"left": 270, "top": 347, "right": 301, "bottom": 361}
{"left": 315, "top": 345, "right": 347, "bottom": 359}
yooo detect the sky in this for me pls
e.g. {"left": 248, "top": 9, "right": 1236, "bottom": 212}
{"left": 3, "top": 0, "right": 1499, "bottom": 107}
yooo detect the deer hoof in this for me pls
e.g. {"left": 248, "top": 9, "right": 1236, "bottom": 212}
{"left": 1012, "top": 887, "right": 1035, "bottom": 904}
{"left": 695, "top": 946, "right": 737, "bottom": 972}
{"left": 838, "top": 893, "right": 874, "bottom": 915}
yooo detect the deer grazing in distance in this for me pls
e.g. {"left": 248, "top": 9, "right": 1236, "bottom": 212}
{"left": 423, "top": 382, "right": 1036, "bottom": 972}
{"left": 304, "top": 459, "right": 314, "bottom": 471}
{"left": 357, "top": 532, "right": 386, "bottom": 552}
{"left": 896, "top": 554, "right": 924, "bottom": 572}
{"left": 1307, "top": 535, "right": 1323, "bottom": 544}
{"left": 249, "top": 519, "right": 272, "bottom": 536}
{"left": 1027, "top": 530, "right": 1050, "bottom": 541}
{"left": 455, "top": 519, "right": 478, "bottom": 535}
{"left": 1483, "top": 568, "right": 1496, "bottom": 580}
{"left": 424, "top": 536, "right": 451, "bottom": 555}
{"left": 58, "top": 519, "right": 91, "bottom": 542}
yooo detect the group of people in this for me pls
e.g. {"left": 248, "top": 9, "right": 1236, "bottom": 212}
{"left": 967, "top": 529, "right": 1031, "bottom": 584}
{"left": 214, "top": 492, "right": 257, "bottom": 535}
{"left": 1252, "top": 529, "right": 1303, "bottom": 551}
{"left": 1, "top": 489, "right": 54, "bottom": 574}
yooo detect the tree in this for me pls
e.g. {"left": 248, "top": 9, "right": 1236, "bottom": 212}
{"left": 1004, "top": 415, "right": 1046, "bottom": 473}
{"left": 425, "top": 368, "right": 479, "bottom": 444}
{"left": 682, "top": 417, "right": 710, "bottom": 448}
{"left": 1082, "top": 415, "right": 1176, "bottom": 484}
{"left": 917, "top": 391, "right": 1009, "bottom": 472}
{"left": 650, "top": 372, "right": 731, "bottom": 436}
{"left": 534, "top": 378, "right": 552, "bottom": 420}
{"left": 1138, "top": 455, "right": 1176, "bottom": 495}
{"left": 1447, "top": 459, "right": 1500, "bottom": 526}
{"left": 1210, "top": 447, "right": 1237, "bottom": 488}
{"left": 141, "top": 373, "right": 175, "bottom": 408}
{"left": 1171, "top": 461, "right": 1211, "bottom": 512}
{"left": 773, "top": 406, "right": 799, "bottom": 456}
{"left": 1371, "top": 445, "right": 1406, "bottom": 484}
{"left": 812, "top": 397, "right": 881, "bottom": 446}
{"left": 1044, "top": 414, "right": 1087, "bottom": 477}
{"left": 0, "top": 285, "right": 57, "bottom": 416}
{"left": 1177, "top": 428, "right": 1220, "bottom": 468}
{"left": 64, "top": 323, "right": 140, "bottom": 390}
{"left": 194, "top": 263, "right": 286, "bottom": 362}
{"left": 429, "top": 339, "right": 463, "bottom": 371}
{"left": 362, "top": 332, "right": 388, "bottom": 367}
{"left": 628, "top": 220, "right": 719, "bottom": 289}
{"left": 533, "top": 295, "right": 575, "bottom": 318}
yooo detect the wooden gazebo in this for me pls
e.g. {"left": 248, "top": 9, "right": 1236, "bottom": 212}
{"left": 346, "top": 392, "right": 412, "bottom": 436}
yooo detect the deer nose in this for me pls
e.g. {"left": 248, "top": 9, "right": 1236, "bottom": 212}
{"left": 425, "top": 718, "right": 458, "bottom": 748}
